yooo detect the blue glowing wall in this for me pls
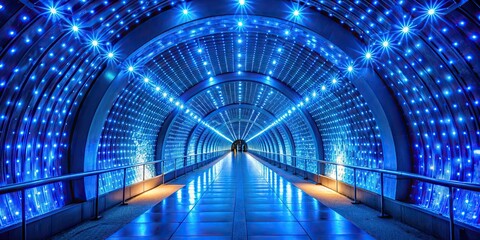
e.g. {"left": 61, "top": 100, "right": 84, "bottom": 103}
{"left": 0, "top": 0, "right": 101, "bottom": 228}
{"left": 96, "top": 80, "right": 173, "bottom": 195}
{"left": 307, "top": 81, "right": 384, "bottom": 194}
{"left": 294, "top": 0, "right": 480, "bottom": 225}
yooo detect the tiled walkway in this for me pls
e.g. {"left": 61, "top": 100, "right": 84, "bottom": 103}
{"left": 108, "top": 153, "right": 374, "bottom": 239}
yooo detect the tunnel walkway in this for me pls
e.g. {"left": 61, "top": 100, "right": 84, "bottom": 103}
{"left": 108, "top": 153, "right": 373, "bottom": 239}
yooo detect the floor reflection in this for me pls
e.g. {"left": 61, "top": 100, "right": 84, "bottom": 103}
{"left": 108, "top": 153, "right": 374, "bottom": 239}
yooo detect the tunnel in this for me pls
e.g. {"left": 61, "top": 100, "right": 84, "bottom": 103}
{"left": 232, "top": 140, "right": 248, "bottom": 152}
{"left": 0, "top": 0, "right": 479, "bottom": 239}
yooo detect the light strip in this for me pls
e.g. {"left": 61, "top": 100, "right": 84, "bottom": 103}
{"left": 245, "top": 111, "right": 289, "bottom": 142}
{"left": 203, "top": 122, "right": 234, "bottom": 143}
{"left": 245, "top": 120, "right": 279, "bottom": 142}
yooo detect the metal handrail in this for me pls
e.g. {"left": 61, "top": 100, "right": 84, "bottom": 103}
{"left": 249, "top": 149, "right": 480, "bottom": 240}
{"left": 0, "top": 150, "right": 228, "bottom": 194}
{"left": 250, "top": 150, "right": 480, "bottom": 191}
{"left": 0, "top": 150, "right": 230, "bottom": 240}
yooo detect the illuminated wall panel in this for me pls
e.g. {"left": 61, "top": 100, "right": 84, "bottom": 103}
{"left": 307, "top": 82, "right": 384, "bottom": 194}
{"left": 96, "top": 80, "right": 172, "bottom": 195}
{"left": 296, "top": 0, "right": 480, "bottom": 225}
{"left": 163, "top": 114, "right": 199, "bottom": 172}
{"left": 0, "top": 0, "right": 105, "bottom": 228}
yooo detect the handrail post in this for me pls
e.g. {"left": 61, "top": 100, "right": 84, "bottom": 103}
{"left": 121, "top": 168, "right": 128, "bottom": 205}
{"left": 449, "top": 186, "right": 455, "bottom": 240}
{"left": 304, "top": 158, "right": 308, "bottom": 180}
{"left": 335, "top": 164, "right": 339, "bottom": 192}
{"left": 142, "top": 164, "right": 146, "bottom": 181}
{"left": 293, "top": 156, "right": 297, "bottom": 175}
{"left": 174, "top": 158, "right": 177, "bottom": 179}
{"left": 352, "top": 168, "right": 359, "bottom": 204}
{"left": 162, "top": 161, "right": 165, "bottom": 185}
{"left": 284, "top": 155, "right": 288, "bottom": 171}
{"left": 378, "top": 172, "right": 388, "bottom": 218}
{"left": 94, "top": 174, "right": 102, "bottom": 220}
{"left": 184, "top": 156, "right": 187, "bottom": 175}
{"left": 192, "top": 156, "right": 195, "bottom": 171}
{"left": 21, "top": 189, "right": 26, "bottom": 240}
{"left": 316, "top": 160, "right": 321, "bottom": 185}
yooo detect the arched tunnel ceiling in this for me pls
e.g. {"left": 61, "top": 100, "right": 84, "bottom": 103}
{"left": 0, "top": 0, "right": 479, "bottom": 229}
{"left": 164, "top": 80, "right": 310, "bottom": 149}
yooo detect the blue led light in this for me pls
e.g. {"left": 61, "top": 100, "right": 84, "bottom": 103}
{"left": 420, "top": 1, "right": 445, "bottom": 23}
{"left": 382, "top": 40, "right": 390, "bottom": 48}
{"left": 72, "top": 25, "right": 79, "bottom": 32}
{"left": 365, "top": 51, "right": 372, "bottom": 60}
{"left": 288, "top": 3, "right": 305, "bottom": 22}
{"left": 49, "top": 7, "right": 58, "bottom": 15}
{"left": 347, "top": 65, "right": 354, "bottom": 72}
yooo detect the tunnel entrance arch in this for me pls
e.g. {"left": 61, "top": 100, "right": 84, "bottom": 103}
{"left": 232, "top": 140, "right": 248, "bottom": 152}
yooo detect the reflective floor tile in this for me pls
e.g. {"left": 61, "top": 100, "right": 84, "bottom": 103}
{"left": 185, "top": 212, "right": 234, "bottom": 222}
{"left": 291, "top": 210, "right": 346, "bottom": 221}
{"left": 132, "top": 212, "right": 188, "bottom": 223}
{"left": 159, "top": 197, "right": 198, "bottom": 205}
{"left": 109, "top": 223, "right": 179, "bottom": 238}
{"left": 170, "top": 237, "right": 232, "bottom": 240}
{"left": 203, "top": 192, "right": 236, "bottom": 198}
{"left": 173, "top": 222, "right": 233, "bottom": 236}
{"left": 108, "top": 237, "right": 167, "bottom": 240}
{"left": 308, "top": 234, "right": 376, "bottom": 240}
{"left": 245, "top": 211, "right": 296, "bottom": 222}
{"left": 244, "top": 193, "right": 278, "bottom": 198}
{"left": 197, "top": 197, "right": 235, "bottom": 204}
{"left": 245, "top": 203, "right": 288, "bottom": 212}
{"left": 285, "top": 202, "right": 329, "bottom": 212}
{"left": 245, "top": 197, "right": 283, "bottom": 204}
{"left": 248, "top": 236, "right": 311, "bottom": 240}
{"left": 148, "top": 204, "right": 194, "bottom": 213}
{"left": 246, "top": 222, "right": 307, "bottom": 236}
{"left": 192, "top": 203, "right": 235, "bottom": 212}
